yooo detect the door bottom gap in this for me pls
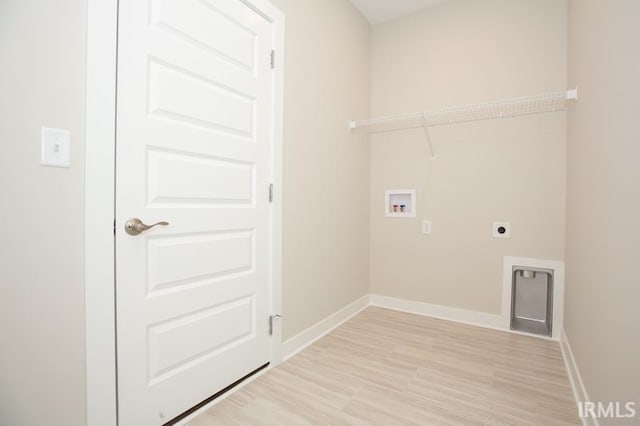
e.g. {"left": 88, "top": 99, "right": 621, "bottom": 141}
{"left": 164, "top": 362, "right": 270, "bottom": 426}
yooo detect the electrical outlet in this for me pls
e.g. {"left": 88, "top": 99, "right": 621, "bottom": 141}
{"left": 422, "top": 220, "right": 432, "bottom": 235}
{"left": 493, "top": 222, "right": 511, "bottom": 238}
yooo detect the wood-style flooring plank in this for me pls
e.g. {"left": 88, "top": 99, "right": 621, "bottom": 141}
{"left": 188, "top": 307, "right": 579, "bottom": 425}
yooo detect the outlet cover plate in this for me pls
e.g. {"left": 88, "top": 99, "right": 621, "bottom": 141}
{"left": 422, "top": 220, "right": 432, "bottom": 235}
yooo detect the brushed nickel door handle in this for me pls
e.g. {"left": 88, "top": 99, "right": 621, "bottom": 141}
{"left": 124, "top": 218, "right": 170, "bottom": 236}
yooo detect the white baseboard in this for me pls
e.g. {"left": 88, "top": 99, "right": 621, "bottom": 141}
{"left": 561, "top": 329, "right": 597, "bottom": 426}
{"left": 281, "top": 295, "right": 370, "bottom": 361}
{"left": 369, "top": 294, "right": 504, "bottom": 331}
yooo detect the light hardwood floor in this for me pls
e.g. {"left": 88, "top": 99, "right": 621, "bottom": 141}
{"left": 188, "top": 307, "right": 579, "bottom": 425}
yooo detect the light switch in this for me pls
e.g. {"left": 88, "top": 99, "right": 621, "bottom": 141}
{"left": 41, "top": 127, "right": 71, "bottom": 167}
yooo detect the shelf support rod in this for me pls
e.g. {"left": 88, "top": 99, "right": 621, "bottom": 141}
{"left": 421, "top": 113, "right": 435, "bottom": 159}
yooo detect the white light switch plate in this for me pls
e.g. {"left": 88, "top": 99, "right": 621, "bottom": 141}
{"left": 41, "top": 127, "right": 71, "bottom": 167}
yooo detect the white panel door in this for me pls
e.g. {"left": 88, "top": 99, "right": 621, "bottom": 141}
{"left": 115, "top": 0, "right": 275, "bottom": 424}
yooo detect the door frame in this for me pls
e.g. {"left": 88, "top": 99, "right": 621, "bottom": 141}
{"left": 84, "top": 1, "right": 285, "bottom": 424}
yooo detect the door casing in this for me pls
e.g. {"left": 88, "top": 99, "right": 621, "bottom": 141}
{"left": 84, "top": 1, "right": 285, "bottom": 424}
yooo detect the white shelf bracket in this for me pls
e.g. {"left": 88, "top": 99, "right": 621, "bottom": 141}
{"left": 567, "top": 88, "right": 578, "bottom": 101}
{"left": 349, "top": 120, "right": 357, "bottom": 131}
{"left": 421, "top": 113, "right": 435, "bottom": 159}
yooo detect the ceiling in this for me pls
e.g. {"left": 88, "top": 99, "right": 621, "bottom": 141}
{"left": 349, "top": 0, "right": 450, "bottom": 25}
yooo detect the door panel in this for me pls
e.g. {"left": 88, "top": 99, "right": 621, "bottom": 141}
{"left": 146, "top": 149, "right": 255, "bottom": 207}
{"left": 148, "top": 60, "right": 256, "bottom": 136}
{"left": 147, "top": 295, "right": 255, "bottom": 383}
{"left": 146, "top": 230, "right": 255, "bottom": 294}
{"left": 151, "top": 0, "right": 258, "bottom": 71}
{"left": 115, "top": 0, "right": 275, "bottom": 424}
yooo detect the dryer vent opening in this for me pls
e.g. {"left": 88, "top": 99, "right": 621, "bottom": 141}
{"left": 511, "top": 266, "right": 554, "bottom": 337}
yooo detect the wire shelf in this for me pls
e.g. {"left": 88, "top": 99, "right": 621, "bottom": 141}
{"left": 350, "top": 89, "right": 577, "bottom": 134}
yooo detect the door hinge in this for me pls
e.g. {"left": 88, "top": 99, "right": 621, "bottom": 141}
{"left": 269, "top": 314, "right": 282, "bottom": 336}
{"left": 270, "top": 50, "right": 275, "bottom": 69}
{"left": 113, "top": 219, "right": 116, "bottom": 236}
{"left": 268, "top": 183, "right": 274, "bottom": 203}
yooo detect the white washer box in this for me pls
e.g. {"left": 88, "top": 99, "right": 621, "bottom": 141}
{"left": 385, "top": 189, "right": 416, "bottom": 218}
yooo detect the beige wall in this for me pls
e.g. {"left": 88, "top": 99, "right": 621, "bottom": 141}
{"left": 369, "top": 0, "right": 568, "bottom": 314}
{"left": 566, "top": 0, "right": 640, "bottom": 422}
{"left": 0, "top": 1, "right": 87, "bottom": 425}
{"left": 254, "top": 0, "right": 372, "bottom": 340}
